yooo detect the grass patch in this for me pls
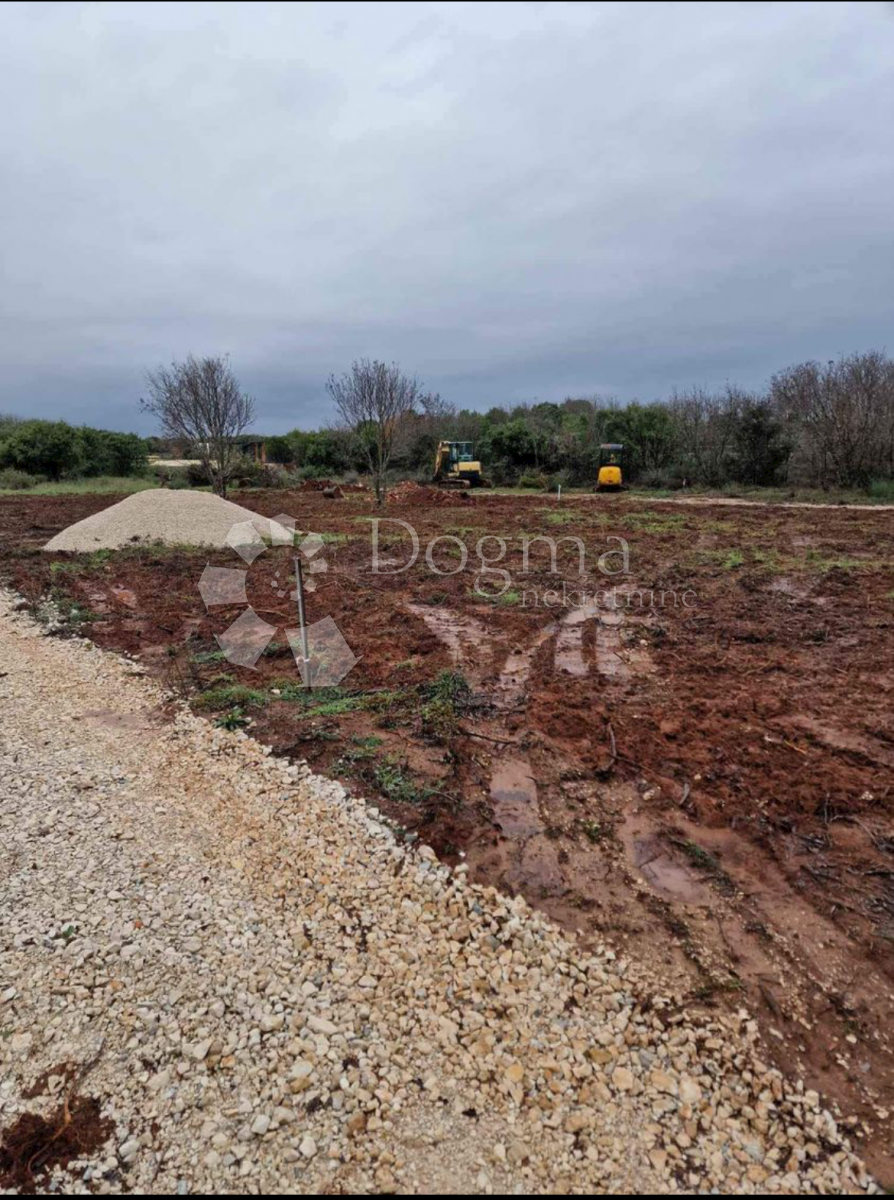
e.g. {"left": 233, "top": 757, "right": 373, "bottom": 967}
{"left": 0, "top": 476, "right": 159, "bottom": 496}
{"left": 48, "top": 549, "right": 114, "bottom": 576}
{"left": 540, "top": 508, "right": 578, "bottom": 525}
{"left": 193, "top": 684, "right": 269, "bottom": 711}
{"left": 420, "top": 670, "right": 473, "bottom": 741}
{"left": 803, "top": 550, "right": 866, "bottom": 573}
{"left": 471, "top": 586, "right": 523, "bottom": 606}
{"left": 698, "top": 548, "right": 745, "bottom": 570}
{"left": 373, "top": 756, "right": 436, "bottom": 806}
{"left": 625, "top": 511, "right": 688, "bottom": 534}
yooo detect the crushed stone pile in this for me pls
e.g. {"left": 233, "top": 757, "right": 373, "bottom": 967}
{"left": 43, "top": 489, "right": 292, "bottom": 552}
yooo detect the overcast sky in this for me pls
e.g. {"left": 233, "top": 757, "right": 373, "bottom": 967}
{"left": 1, "top": 1, "right": 892, "bottom": 433}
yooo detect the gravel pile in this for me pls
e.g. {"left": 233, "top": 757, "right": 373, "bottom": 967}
{"left": 0, "top": 591, "right": 876, "bottom": 1194}
{"left": 43, "top": 489, "right": 291, "bottom": 552}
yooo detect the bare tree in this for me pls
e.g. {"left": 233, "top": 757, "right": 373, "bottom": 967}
{"left": 770, "top": 352, "right": 894, "bottom": 488}
{"left": 142, "top": 355, "right": 255, "bottom": 498}
{"left": 669, "top": 385, "right": 746, "bottom": 486}
{"left": 327, "top": 359, "right": 431, "bottom": 503}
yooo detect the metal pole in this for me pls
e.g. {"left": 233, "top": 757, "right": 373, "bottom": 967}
{"left": 295, "top": 555, "right": 311, "bottom": 685}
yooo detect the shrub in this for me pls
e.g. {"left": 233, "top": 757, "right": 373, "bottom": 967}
{"left": 868, "top": 479, "right": 894, "bottom": 502}
{"left": 0, "top": 419, "right": 147, "bottom": 480}
{"left": 637, "top": 467, "right": 684, "bottom": 490}
{"left": 0, "top": 467, "right": 46, "bottom": 490}
{"left": 187, "top": 462, "right": 211, "bottom": 487}
{"left": 518, "top": 472, "right": 549, "bottom": 490}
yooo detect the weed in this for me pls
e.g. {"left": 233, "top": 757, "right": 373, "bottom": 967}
{"left": 751, "top": 547, "right": 783, "bottom": 572}
{"left": 541, "top": 508, "right": 578, "bottom": 525}
{"left": 190, "top": 648, "right": 229, "bottom": 665}
{"left": 678, "top": 840, "right": 735, "bottom": 894}
{"left": 420, "top": 671, "right": 472, "bottom": 741}
{"left": 214, "top": 706, "right": 251, "bottom": 730}
{"left": 351, "top": 735, "right": 383, "bottom": 750}
{"left": 194, "top": 684, "right": 269, "bottom": 711}
{"left": 472, "top": 586, "right": 523, "bottom": 606}
{"left": 804, "top": 550, "right": 865, "bottom": 572}
{"left": 373, "top": 756, "right": 435, "bottom": 805}
{"left": 49, "top": 549, "right": 114, "bottom": 576}
{"left": 626, "top": 511, "right": 687, "bottom": 534}
{"left": 698, "top": 548, "right": 745, "bottom": 570}
{"left": 581, "top": 820, "right": 612, "bottom": 844}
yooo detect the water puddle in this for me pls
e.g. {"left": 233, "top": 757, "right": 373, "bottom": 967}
{"left": 406, "top": 604, "right": 490, "bottom": 680}
{"left": 496, "top": 622, "right": 557, "bottom": 703}
{"left": 554, "top": 605, "right": 592, "bottom": 676}
{"left": 554, "top": 591, "right": 653, "bottom": 681}
{"left": 489, "top": 757, "right": 541, "bottom": 838}
{"left": 618, "top": 815, "right": 712, "bottom": 906}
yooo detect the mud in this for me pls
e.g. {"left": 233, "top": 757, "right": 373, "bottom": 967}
{"left": 2, "top": 487, "right": 894, "bottom": 1182}
{"left": 0, "top": 1095, "right": 114, "bottom": 1194}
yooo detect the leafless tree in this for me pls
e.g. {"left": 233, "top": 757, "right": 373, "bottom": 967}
{"left": 141, "top": 355, "right": 255, "bottom": 498}
{"left": 327, "top": 359, "right": 432, "bottom": 503}
{"left": 668, "top": 385, "right": 747, "bottom": 486}
{"left": 770, "top": 352, "right": 894, "bottom": 488}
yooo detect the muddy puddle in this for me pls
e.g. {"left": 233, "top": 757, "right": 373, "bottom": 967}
{"left": 554, "top": 591, "right": 654, "bottom": 680}
{"left": 618, "top": 814, "right": 713, "bottom": 906}
{"left": 405, "top": 604, "right": 491, "bottom": 682}
{"left": 494, "top": 622, "right": 557, "bottom": 703}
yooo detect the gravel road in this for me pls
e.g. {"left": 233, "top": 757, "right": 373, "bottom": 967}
{"left": 0, "top": 591, "right": 875, "bottom": 1194}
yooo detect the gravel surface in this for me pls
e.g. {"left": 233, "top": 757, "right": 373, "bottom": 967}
{"left": 43, "top": 490, "right": 290, "bottom": 552}
{"left": 0, "top": 590, "right": 876, "bottom": 1194}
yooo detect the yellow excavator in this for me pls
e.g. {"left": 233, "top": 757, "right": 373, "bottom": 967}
{"left": 596, "top": 443, "right": 625, "bottom": 492}
{"left": 433, "top": 440, "right": 491, "bottom": 488}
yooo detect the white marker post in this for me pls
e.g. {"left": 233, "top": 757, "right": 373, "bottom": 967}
{"left": 294, "top": 556, "right": 311, "bottom": 685}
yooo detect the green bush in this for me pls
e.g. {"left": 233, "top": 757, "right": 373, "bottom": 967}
{"left": 869, "top": 479, "right": 894, "bottom": 502}
{"left": 0, "top": 466, "right": 46, "bottom": 490}
{"left": 0, "top": 419, "right": 147, "bottom": 481}
{"left": 518, "top": 472, "right": 549, "bottom": 490}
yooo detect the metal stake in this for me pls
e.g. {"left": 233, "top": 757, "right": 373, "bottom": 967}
{"left": 295, "top": 555, "right": 311, "bottom": 685}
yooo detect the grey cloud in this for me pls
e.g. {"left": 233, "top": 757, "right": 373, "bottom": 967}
{"left": 1, "top": 1, "right": 892, "bottom": 431}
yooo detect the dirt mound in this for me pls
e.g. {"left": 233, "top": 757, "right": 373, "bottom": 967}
{"left": 389, "top": 481, "right": 473, "bottom": 507}
{"left": 43, "top": 490, "right": 291, "bottom": 552}
{"left": 297, "top": 478, "right": 368, "bottom": 494}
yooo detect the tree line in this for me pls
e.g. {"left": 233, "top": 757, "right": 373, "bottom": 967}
{"left": 270, "top": 350, "right": 894, "bottom": 493}
{"left": 0, "top": 414, "right": 147, "bottom": 487}
{"left": 4, "top": 348, "right": 893, "bottom": 496}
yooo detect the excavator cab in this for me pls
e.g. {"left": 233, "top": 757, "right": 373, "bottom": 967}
{"left": 433, "top": 441, "right": 491, "bottom": 488}
{"left": 596, "top": 443, "right": 625, "bottom": 492}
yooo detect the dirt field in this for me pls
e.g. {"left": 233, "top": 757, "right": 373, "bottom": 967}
{"left": 2, "top": 486, "right": 893, "bottom": 1183}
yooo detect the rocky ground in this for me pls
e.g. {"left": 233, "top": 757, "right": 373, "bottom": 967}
{"left": 0, "top": 590, "right": 877, "bottom": 1194}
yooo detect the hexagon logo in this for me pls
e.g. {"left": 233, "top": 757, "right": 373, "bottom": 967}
{"left": 199, "top": 516, "right": 359, "bottom": 687}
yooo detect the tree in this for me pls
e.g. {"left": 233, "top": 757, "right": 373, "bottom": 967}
{"left": 770, "top": 352, "right": 894, "bottom": 488}
{"left": 669, "top": 386, "right": 745, "bottom": 486}
{"left": 731, "top": 398, "right": 789, "bottom": 486}
{"left": 326, "top": 359, "right": 431, "bottom": 503}
{"left": 142, "top": 355, "right": 255, "bottom": 497}
{"left": 0, "top": 420, "right": 83, "bottom": 480}
{"left": 265, "top": 435, "right": 295, "bottom": 465}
